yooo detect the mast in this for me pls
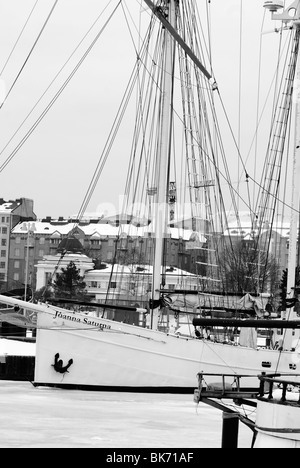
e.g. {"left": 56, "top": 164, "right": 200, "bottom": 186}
{"left": 150, "top": 0, "right": 177, "bottom": 330}
{"left": 143, "top": 0, "right": 217, "bottom": 329}
{"left": 143, "top": 0, "right": 213, "bottom": 82}
{"left": 287, "top": 32, "right": 300, "bottom": 308}
{"left": 264, "top": 1, "right": 300, "bottom": 348}
{"left": 286, "top": 16, "right": 300, "bottom": 347}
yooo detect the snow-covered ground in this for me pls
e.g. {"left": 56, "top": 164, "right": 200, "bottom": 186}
{"left": 0, "top": 381, "right": 253, "bottom": 448}
{"left": 0, "top": 338, "right": 35, "bottom": 356}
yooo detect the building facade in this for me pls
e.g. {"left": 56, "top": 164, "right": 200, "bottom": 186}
{"left": 3, "top": 206, "right": 292, "bottom": 297}
{"left": 0, "top": 198, "right": 36, "bottom": 289}
{"left": 8, "top": 217, "right": 203, "bottom": 293}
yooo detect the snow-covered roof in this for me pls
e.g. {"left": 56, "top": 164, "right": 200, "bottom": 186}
{"left": 0, "top": 200, "right": 20, "bottom": 213}
{"left": 223, "top": 210, "right": 291, "bottom": 239}
{"left": 12, "top": 221, "right": 197, "bottom": 241}
{"left": 86, "top": 263, "right": 195, "bottom": 277}
{"left": 224, "top": 227, "right": 291, "bottom": 239}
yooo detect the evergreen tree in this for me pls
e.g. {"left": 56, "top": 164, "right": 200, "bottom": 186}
{"left": 34, "top": 285, "right": 54, "bottom": 302}
{"left": 279, "top": 267, "right": 300, "bottom": 310}
{"left": 279, "top": 269, "right": 288, "bottom": 309}
{"left": 53, "top": 261, "right": 89, "bottom": 300}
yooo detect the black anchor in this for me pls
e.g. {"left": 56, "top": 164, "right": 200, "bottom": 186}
{"left": 52, "top": 353, "right": 74, "bottom": 374}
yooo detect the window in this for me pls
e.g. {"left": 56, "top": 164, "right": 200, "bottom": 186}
{"left": 39, "top": 238, "right": 45, "bottom": 245}
{"left": 1, "top": 239, "right": 7, "bottom": 246}
{"left": 15, "top": 237, "right": 21, "bottom": 244}
{"left": 120, "top": 239, "right": 127, "bottom": 249}
{"left": 91, "top": 239, "right": 100, "bottom": 246}
{"left": 2, "top": 227, "right": 7, "bottom": 235}
{"left": 0, "top": 262, "right": 5, "bottom": 269}
{"left": 39, "top": 250, "right": 44, "bottom": 257}
{"left": 1, "top": 217, "right": 5, "bottom": 223}
{"left": 14, "top": 273, "right": 19, "bottom": 281}
{"left": 45, "top": 272, "right": 52, "bottom": 284}
{"left": 91, "top": 281, "right": 98, "bottom": 288}
{"left": 15, "top": 249, "right": 20, "bottom": 257}
{"left": 110, "top": 282, "right": 117, "bottom": 289}
{"left": 14, "top": 261, "right": 20, "bottom": 269}
{"left": 0, "top": 273, "right": 5, "bottom": 281}
{"left": 1, "top": 250, "right": 6, "bottom": 258}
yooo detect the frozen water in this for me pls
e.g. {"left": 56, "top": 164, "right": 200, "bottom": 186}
{"left": 0, "top": 338, "right": 254, "bottom": 448}
{"left": 0, "top": 381, "right": 253, "bottom": 448}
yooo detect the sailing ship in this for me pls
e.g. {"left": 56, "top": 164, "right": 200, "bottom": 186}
{"left": 1, "top": 0, "right": 300, "bottom": 393}
{"left": 195, "top": 2, "right": 300, "bottom": 450}
{"left": 253, "top": 0, "right": 300, "bottom": 449}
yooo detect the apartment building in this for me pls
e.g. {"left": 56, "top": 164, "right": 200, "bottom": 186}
{"left": 0, "top": 198, "right": 36, "bottom": 288}
{"left": 8, "top": 216, "right": 200, "bottom": 293}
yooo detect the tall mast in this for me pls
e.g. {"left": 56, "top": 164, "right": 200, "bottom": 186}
{"left": 150, "top": 0, "right": 177, "bottom": 330}
{"left": 287, "top": 31, "right": 300, "bottom": 307}
{"left": 286, "top": 15, "right": 300, "bottom": 348}
{"left": 264, "top": 1, "right": 300, "bottom": 348}
{"left": 144, "top": 0, "right": 216, "bottom": 329}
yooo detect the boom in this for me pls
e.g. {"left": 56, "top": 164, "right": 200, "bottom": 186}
{"left": 143, "top": 0, "right": 215, "bottom": 84}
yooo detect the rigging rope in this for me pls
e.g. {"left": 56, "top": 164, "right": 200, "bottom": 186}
{"left": 217, "top": 89, "right": 300, "bottom": 216}
{"left": 252, "top": 9, "right": 267, "bottom": 211}
{"left": 0, "top": 0, "right": 40, "bottom": 76}
{"left": 0, "top": 0, "right": 122, "bottom": 175}
{"left": 0, "top": 0, "right": 59, "bottom": 109}
{"left": 74, "top": 7, "right": 164, "bottom": 223}
{"left": 237, "top": 0, "right": 243, "bottom": 210}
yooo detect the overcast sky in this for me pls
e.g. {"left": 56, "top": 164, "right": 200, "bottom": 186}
{"left": 0, "top": 1, "right": 285, "bottom": 219}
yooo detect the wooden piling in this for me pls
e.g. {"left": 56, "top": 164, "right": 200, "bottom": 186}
{"left": 221, "top": 412, "right": 240, "bottom": 448}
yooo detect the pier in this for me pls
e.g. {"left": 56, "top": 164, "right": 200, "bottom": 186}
{"left": 194, "top": 372, "right": 300, "bottom": 448}
{"left": 0, "top": 355, "right": 35, "bottom": 381}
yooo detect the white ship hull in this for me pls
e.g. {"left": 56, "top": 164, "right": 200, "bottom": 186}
{"left": 255, "top": 398, "right": 300, "bottom": 448}
{"left": 34, "top": 308, "right": 300, "bottom": 392}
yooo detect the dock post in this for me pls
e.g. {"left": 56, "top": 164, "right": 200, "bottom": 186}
{"left": 221, "top": 412, "right": 239, "bottom": 448}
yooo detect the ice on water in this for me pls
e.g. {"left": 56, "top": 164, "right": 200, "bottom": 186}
{"left": 0, "top": 381, "right": 253, "bottom": 448}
